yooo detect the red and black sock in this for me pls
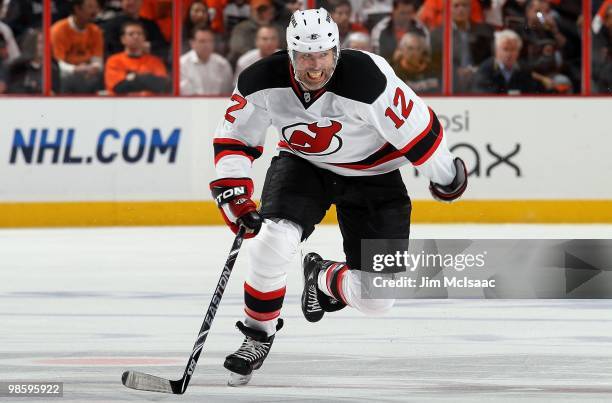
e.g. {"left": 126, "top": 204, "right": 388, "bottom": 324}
{"left": 243, "top": 282, "right": 286, "bottom": 322}
{"left": 321, "top": 262, "right": 349, "bottom": 304}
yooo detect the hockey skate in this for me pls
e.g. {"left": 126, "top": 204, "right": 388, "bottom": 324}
{"left": 301, "top": 252, "right": 346, "bottom": 323}
{"left": 224, "top": 319, "right": 283, "bottom": 386}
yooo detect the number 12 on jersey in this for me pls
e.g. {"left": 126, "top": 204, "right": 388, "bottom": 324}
{"left": 384, "top": 87, "right": 414, "bottom": 129}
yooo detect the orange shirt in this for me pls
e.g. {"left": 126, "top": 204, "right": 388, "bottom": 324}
{"left": 598, "top": 0, "right": 612, "bottom": 18}
{"left": 105, "top": 52, "right": 168, "bottom": 95}
{"left": 139, "top": 0, "right": 227, "bottom": 40}
{"left": 418, "top": 0, "right": 483, "bottom": 29}
{"left": 51, "top": 17, "right": 104, "bottom": 65}
{"left": 139, "top": 0, "right": 178, "bottom": 42}
{"left": 202, "top": 0, "right": 227, "bottom": 34}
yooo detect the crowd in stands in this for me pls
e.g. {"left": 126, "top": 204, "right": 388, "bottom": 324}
{"left": 0, "top": 0, "right": 610, "bottom": 95}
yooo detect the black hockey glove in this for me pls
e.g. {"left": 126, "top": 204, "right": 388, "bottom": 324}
{"left": 429, "top": 157, "right": 468, "bottom": 202}
{"left": 210, "top": 178, "right": 263, "bottom": 238}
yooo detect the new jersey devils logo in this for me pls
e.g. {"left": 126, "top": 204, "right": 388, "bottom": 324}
{"left": 281, "top": 120, "right": 343, "bottom": 156}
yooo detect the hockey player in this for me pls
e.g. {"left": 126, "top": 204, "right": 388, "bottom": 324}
{"left": 210, "top": 8, "right": 467, "bottom": 385}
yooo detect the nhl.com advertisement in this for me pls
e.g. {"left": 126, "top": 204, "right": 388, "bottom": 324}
{"left": 9, "top": 127, "right": 180, "bottom": 166}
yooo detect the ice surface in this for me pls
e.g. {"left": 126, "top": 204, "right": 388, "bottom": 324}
{"left": 1, "top": 225, "right": 612, "bottom": 402}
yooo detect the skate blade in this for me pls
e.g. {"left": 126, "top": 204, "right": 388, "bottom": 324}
{"left": 227, "top": 372, "right": 252, "bottom": 387}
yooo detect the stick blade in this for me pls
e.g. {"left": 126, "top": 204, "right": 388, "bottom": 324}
{"left": 122, "top": 370, "right": 180, "bottom": 394}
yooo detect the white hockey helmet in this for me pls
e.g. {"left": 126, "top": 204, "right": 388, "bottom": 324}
{"left": 286, "top": 8, "right": 340, "bottom": 86}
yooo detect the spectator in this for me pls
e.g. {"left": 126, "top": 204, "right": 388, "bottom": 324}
{"left": 184, "top": 1, "right": 210, "bottom": 42}
{"left": 543, "top": 1, "right": 581, "bottom": 89}
{"left": 430, "top": 0, "right": 494, "bottom": 93}
{"left": 180, "top": 26, "right": 232, "bottom": 95}
{"left": 530, "top": 38, "right": 572, "bottom": 93}
{"left": 30, "top": 0, "right": 73, "bottom": 26}
{"left": 371, "top": 0, "right": 429, "bottom": 61}
{"left": 51, "top": 0, "right": 104, "bottom": 94}
{"left": 206, "top": 0, "right": 228, "bottom": 34}
{"left": 481, "top": 0, "right": 508, "bottom": 28}
{"left": 502, "top": 0, "right": 528, "bottom": 21}
{"left": 274, "top": 0, "right": 302, "bottom": 29}
{"left": 472, "top": 29, "right": 544, "bottom": 93}
{"left": 593, "top": 0, "right": 612, "bottom": 34}
{"left": 224, "top": 0, "right": 250, "bottom": 36}
{"left": 328, "top": 0, "right": 369, "bottom": 48}
{"left": 183, "top": 1, "right": 228, "bottom": 55}
{"left": 518, "top": 0, "right": 566, "bottom": 66}
{"left": 593, "top": 3, "right": 612, "bottom": 93}
{"left": 417, "top": 0, "right": 483, "bottom": 29}
{"left": 102, "top": 0, "right": 169, "bottom": 62}
{"left": 0, "top": 0, "right": 33, "bottom": 40}
{"left": 357, "top": 0, "right": 393, "bottom": 30}
{"left": 30, "top": 0, "right": 67, "bottom": 27}
{"left": 0, "top": 15, "right": 19, "bottom": 62}
{"left": 105, "top": 21, "right": 170, "bottom": 95}
{"left": 391, "top": 31, "right": 440, "bottom": 93}
{"left": 345, "top": 31, "right": 372, "bottom": 51}
{"left": 97, "top": 0, "right": 124, "bottom": 21}
{"left": 234, "top": 24, "right": 279, "bottom": 82}
{"left": 521, "top": 1, "right": 581, "bottom": 91}
{"left": 6, "top": 29, "right": 44, "bottom": 93}
{"left": 274, "top": 0, "right": 302, "bottom": 45}
{"left": 227, "top": 0, "right": 280, "bottom": 66}
{"left": 139, "top": 0, "right": 173, "bottom": 42}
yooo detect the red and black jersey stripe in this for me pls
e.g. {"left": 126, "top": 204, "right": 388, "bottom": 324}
{"left": 400, "top": 108, "right": 443, "bottom": 166}
{"left": 243, "top": 282, "right": 285, "bottom": 322}
{"left": 213, "top": 138, "right": 264, "bottom": 164}
{"left": 329, "top": 142, "right": 399, "bottom": 170}
{"left": 329, "top": 108, "right": 443, "bottom": 170}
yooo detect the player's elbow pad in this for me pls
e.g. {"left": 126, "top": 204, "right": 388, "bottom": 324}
{"left": 429, "top": 157, "right": 467, "bottom": 202}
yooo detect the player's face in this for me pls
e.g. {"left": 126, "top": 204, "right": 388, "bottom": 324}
{"left": 294, "top": 50, "right": 335, "bottom": 90}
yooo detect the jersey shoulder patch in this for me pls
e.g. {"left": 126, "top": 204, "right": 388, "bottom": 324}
{"left": 327, "top": 49, "right": 387, "bottom": 104}
{"left": 237, "top": 50, "right": 292, "bottom": 96}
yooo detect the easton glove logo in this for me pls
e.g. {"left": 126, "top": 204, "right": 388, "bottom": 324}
{"left": 281, "top": 120, "right": 343, "bottom": 156}
{"left": 214, "top": 186, "right": 247, "bottom": 205}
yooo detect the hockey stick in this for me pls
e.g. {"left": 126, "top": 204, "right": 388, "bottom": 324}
{"left": 121, "top": 226, "right": 246, "bottom": 394}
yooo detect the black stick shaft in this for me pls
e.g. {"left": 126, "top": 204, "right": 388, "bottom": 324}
{"left": 173, "top": 227, "right": 246, "bottom": 393}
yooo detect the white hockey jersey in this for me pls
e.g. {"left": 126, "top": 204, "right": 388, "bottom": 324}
{"left": 214, "top": 49, "right": 455, "bottom": 185}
